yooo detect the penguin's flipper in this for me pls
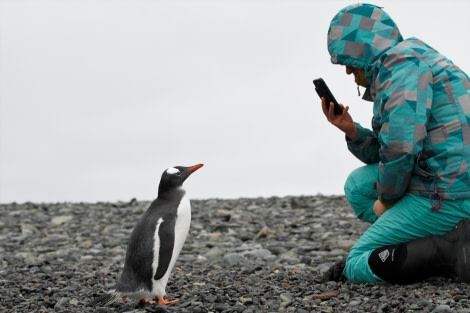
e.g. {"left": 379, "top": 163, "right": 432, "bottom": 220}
{"left": 154, "top": 217, "right": 176, "bottom": 280}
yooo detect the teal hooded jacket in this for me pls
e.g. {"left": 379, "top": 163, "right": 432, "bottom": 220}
{"left": 328, "top": 3, "right": 470, "bottom": 204}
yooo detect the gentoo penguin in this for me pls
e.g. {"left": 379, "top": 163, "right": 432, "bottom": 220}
{"left": 87, "top": 164, "right": 203, "bottom": 307}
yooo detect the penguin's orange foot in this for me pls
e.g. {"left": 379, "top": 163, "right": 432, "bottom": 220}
{"left": 141, "top": 298, "right": 157, "bottom": 305}
{"left": 157, "top": 296, "right": 179, "bottom": 305}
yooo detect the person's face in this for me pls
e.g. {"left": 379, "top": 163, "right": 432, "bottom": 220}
{"left": 346, "top": 65, "right": 369, "bottom": 88}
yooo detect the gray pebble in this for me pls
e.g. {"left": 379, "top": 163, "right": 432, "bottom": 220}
{"left": 222, "top": 253, "right": 247, "bottom": 266}
{"left": 433, "top": 305, "right": 455, "bottom": 313}
{"left": 51, "top": 215, "right": 74, "bottom": 225}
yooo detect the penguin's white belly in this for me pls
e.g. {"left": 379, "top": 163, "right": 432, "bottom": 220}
{"left": 151, "top": 194, "right": 191, "bottom": 297}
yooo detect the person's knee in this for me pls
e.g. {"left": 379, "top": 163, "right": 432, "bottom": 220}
{"left": 344, "top": 166, "right": 379, "bottom": 222}
{"left": 344, "top": 165, "right": 378, "bottom": 198}
{"left": 344, "top": 168, "right": 360, "bottom": 199}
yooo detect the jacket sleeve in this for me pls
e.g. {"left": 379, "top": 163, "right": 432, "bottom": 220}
{"left": 374, "top": 52, "right": 433, "bottom": 203}
{"left": 346, "top": 122, "right": 381, "bottom": 164}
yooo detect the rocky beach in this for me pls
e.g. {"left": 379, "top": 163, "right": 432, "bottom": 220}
{"left": 1, "top": 195, "right": 469, "bottom": 313}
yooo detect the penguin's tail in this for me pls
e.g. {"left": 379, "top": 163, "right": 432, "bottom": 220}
{"left": 86, "top": 291, "right": 120, "bottom": 307}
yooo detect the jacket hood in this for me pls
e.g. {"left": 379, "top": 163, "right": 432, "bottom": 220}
{"left": 327, "top": 3, "right": 403, "bottom": 70}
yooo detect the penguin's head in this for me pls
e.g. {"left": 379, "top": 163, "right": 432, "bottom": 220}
{"left": 158, "top": 164, "right": 204, "bottom": 195}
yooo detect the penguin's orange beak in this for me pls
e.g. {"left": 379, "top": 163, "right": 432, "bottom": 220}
{"left": 186, "top": 164, "right": 204, "bottom": 173}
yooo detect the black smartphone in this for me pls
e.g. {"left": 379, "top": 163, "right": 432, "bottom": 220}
{"left": 313, "top": 78, "right": 343, "bottom": 115}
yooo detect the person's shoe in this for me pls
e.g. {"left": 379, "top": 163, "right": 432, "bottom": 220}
{"left": 448, "top": 219, "right": 470, "bottom": 282}
{"left": 317, "top": 258, "right": 346, "bottom": 283}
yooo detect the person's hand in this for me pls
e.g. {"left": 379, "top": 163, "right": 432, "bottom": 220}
{"left": 321, "top": 97, "right": 358, "bottom": 140}
{"left": 373, "top": 199, "right": 388, "bottom": 218}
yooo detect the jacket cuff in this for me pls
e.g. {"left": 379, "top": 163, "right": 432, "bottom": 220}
{"left": 378, "top": 197, "right": 397, "bottom": 209}
{"left": 346, "top": 123, "right": 366, "bottom": 144}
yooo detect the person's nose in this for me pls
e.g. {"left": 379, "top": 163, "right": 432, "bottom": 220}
{"left": 346, "top": 66, "right": 354, "bottom": 75}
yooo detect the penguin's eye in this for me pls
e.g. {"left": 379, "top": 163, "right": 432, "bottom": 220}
{"left": 175, "top": 172, "right": 181, "bottom": 176}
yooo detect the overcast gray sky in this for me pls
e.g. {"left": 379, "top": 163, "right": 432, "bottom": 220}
{"left": 1, "top": 0, "right": 469, "bottom": 203}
